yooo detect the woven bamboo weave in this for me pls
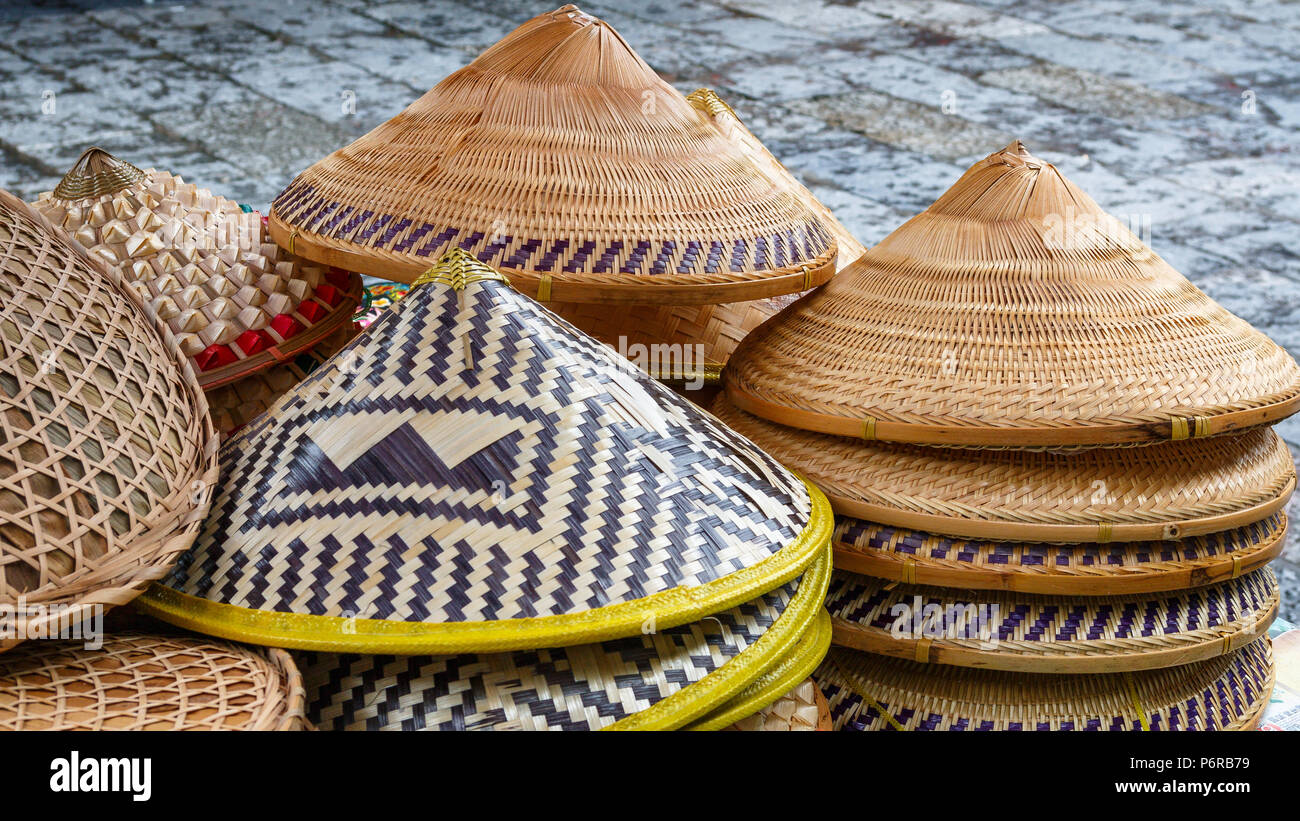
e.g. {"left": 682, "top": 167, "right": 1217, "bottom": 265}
{"left": 0, "top": 633, "right": 305, "bottom": 730}
{"left": 818, "top": 639, "right": 1274, "bottom": 731}
{"left": 34, "top": 148, "right": 363, "bottom": 388}
{"left": 724, "top": 678, "right": 831, "bottom": 731}
{"left": 300, "top": 549, "right": 829, "bottom": 731}
{"left": 724, "top": 141, "right": 1300, "bottom": 447}
{"left": 826, "top": 568, "right": 1277, "bottom": 673}
{"left": 0, "top": 189, "right": 218, "bottom": 652}
{"left": 138, "top": 250, "right": 831, "bottom": 654}
{"left": 712, "top": 394, "right": 1295, "bottom": 544}
{"left": 832, "top": 513, "right": 1287, "bottom": 595}
{"left": 268, "top": 5, "right": 836, "bottom": 303}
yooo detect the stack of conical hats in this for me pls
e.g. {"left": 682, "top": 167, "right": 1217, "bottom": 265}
{"left": 716, "top": 141, "right": 1300, "bottom": 731}
{"left": 31, "top": 148, "right": 362, "bottom": 395}
{"left": 268, "top": 5, "right": 858, "bottom": 397}
{"left": 135, "top": 249, "right": 834, "bottom": 730}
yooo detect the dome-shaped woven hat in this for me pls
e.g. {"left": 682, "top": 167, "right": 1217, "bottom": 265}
{"left": 137, "top": 249, "right": 831, "bottom": 653}
{"left": 826, "top": 568, "right": 1277, "bottom": 673}
{"left": 724, "top": 140, "right": 1300, "bottom": 447}
{"left": 0, "top": 189, "right": 217, "bottom": 652}
{"left": 0, "top": 632, "right": 305, "bottom": 730}
{"left": 300, "top": 550, "right": 830, "bottom": 731}
{"left": 33, "top": 148, "right": 362, "bottom": 388}
{"left": 832, "top": 512, "right": 1287, "bottom": 596}
{"left": 268, "top": 5, "right": 837, "bottom": 304}
{"left": 817, "top": 639, "right": 1274, "bottom": 731}
{"left": 712, "top": 395, "right": 1295, "bottom": 544}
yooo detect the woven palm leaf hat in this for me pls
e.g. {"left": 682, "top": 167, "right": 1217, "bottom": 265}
{"left": 137, "top": 250, "right": 832, "bottom": 668}
{"left": 0, "top": 189, "right": 218, "bottom": 653}
{"left": 268, "top": 5, "right": 837, "bottom": 304}
{"left": 724, "top": 140, "right": 1300, "bottom": 448}
{"left": 33, "top": 147, "right": 363, "bottom": 388}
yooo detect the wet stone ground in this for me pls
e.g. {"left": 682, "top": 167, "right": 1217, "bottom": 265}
{"left": 2, "top": 0, "right": 1299, "bottom": 617}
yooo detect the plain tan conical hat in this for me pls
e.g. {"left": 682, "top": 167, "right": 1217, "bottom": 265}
{"left": 34, "top": 148, "right": 362, "bottom": 388}
{"left": 725, "top": 141, "right": 1300, "bottom": 447}
{"left": 268, "top": 5, "right": 836, "bottom": 304}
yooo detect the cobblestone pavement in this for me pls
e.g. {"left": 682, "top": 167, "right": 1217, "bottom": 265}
{"left": 3, "top": 0, "right": 1299, "bottom": 617}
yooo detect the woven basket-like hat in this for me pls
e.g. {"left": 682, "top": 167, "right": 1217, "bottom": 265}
{"left": 301, "top": 550, "right": 830, "bottom": 731}
{"left": 0, "top": 633, "right": 305, "bottom": 730}
{"left": 826, "top": 568, "right": 1277, "bottom": 673}
{"left": 712, "top": 395, "right": 1295, "bottom": 544}
{"left": 0, "top": 190, "right": 218, "bottom": 652}
{"left": 832, "top": 512, "right": 1287, "bottom": 596}
{"left": 268, "top": 5, "right": 836, "bottom": 304}
{"left": 818, "top": 638, "right": 1274, "bottom": 731}
{"left": 724, "top": 141, "right": 1300, "bottom": 447}
{"left": 34, "top": 148, "right": 362, "bottom": 388}
{"left": 138, "top": 250, "right": 831, "bottom": 653}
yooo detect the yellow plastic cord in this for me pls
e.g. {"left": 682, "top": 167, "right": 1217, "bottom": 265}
{"left": 1097, "top": 522, "right": 1114, "bottom": 543}
{"left": 536, "top": 274, "right": 552, "bottom": 301}
{"left": 862, "top": 416, "right": 877, "bottom": 440}
{"left": 1123, "top": 672, "right": 1151, "bottom": 731}
{"left": 830, "top": 655, "right": 906, "bottom": 731}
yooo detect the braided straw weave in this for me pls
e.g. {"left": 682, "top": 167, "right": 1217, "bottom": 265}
{"left": 33, "top": 148, "right": 362, "bottom": 388}
{"left": 826, "top": 568, "right": 1277, "bottom": 673}
{"left": 724, "top": 140, "right": 1300, "bottom": 447}
{"left": 0, "top": 633, "right": 306, "bottom": 730}
{"left": 300, "top": 550, "right": 829, "bottom": 731}
{"left": 818, "top": 639, "right": 1274, "bottom": 731}
{"left": 724, "top": 678, "right": 831, "bottom": 731}
{"left": 205, "top": 323, "right": 359, "bottom": 440}
{"left": 138, "top": 250, "right": 831, "bottom": 654}
{"left": 832, "top": 513, "right": 1287, "bottom": 595}
{"left": 268, "top": 4, "right": 836, "bottom": 304}
{"left": 712, "top": 394, "right": 1295, "bottom": 544}
{"left": 0, "top": 189, "right": 218, "bottom": 652}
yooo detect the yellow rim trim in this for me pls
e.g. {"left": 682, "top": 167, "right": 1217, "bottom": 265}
{"left": 685, "top": 608, "right": 831, "bottom": 731}
{"left": 136, "top": 479, "right": 832, "bottom": 654}
{"left": 412, "top": 249, "right": 510, "bottom": 290}
{"left": 606, "top": 544, "right": 831, "bottom": 731}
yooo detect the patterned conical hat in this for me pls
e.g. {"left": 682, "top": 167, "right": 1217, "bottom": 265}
{"left": 0, "top": 189, "right": 217, "bottom": 652}
{"left": 299, "top": 549, "right": 829, "bottom": 731}
{"left": 33, "top": 148, "right": 362, "bottom": 388}
{"left": 825, "top": 568, "right": 1277, "bottom": 673}
{"left": 137, "top": 250, "right": 831, "bottom": 653}
{"left": 268, "top": 5, "right": 836, "bottom": 304}
{"left": 817, "top": 638, "right": 1274, "bottom": 731}
{"left": 724, "top": 141, "right": 1300, "bottom": 447}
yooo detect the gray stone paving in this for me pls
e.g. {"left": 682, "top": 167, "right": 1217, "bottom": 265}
{"left": 2, "top": 0, "right": 1299, "bottom": 617}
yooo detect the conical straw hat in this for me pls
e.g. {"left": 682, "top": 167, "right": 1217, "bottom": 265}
{"left": 268, "top": 5, "right": 837, "bottom": 304}
{"left": 0, "top": 189, "right": 218, "bottom": 652}
{"left": 826, "top": 568, "right": 1277, "bottom": 673}
{"left": 724, "top": 141, "right": 1300, "bottom": 447}
{"left": 817, "top": 638, "right": 1274, "bottom": 731}
{"left": 137, "top": 250, "right": 831, "bottom": 653}
{"left": 722, "top": 678, "right": 831, "bottom": 731}
{"left": 33, "top": 148, "right": 362, "bottom": 388}
{"left": 832, "top": 512, "right": 1286, "bottom": 596}
{"left": 300, "top": 550, "right": 829, "bottom": 731}
{"left": 0, "top": 633, "right": 306, "bottom": 730}
{"left": 712, "top": 394, "right": 1295, "bottom": 544}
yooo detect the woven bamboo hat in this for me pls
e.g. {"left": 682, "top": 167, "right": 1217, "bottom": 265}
{"left": 205, "top": 324, "right": 359, "bottom": 441}
{"left": 0, "top": 189, "right": 218, "bottom": 652}
{"left": 724, "top": 141, "right": 1300, "bottom": 447}
{"left": 826, "top": 568, "right": 1277, "bottom": 673}
{"left": 137, "top": 250, "right": 831, "bottom": 653}
{"left": 300, "top": 550, "right": 830, "bottom": 731}
{"left": 268, "top": 5, "right": 837, "bottom": 304}
{"left": 817, "top": 638, "right": 1274, "bottom": 731}
{"left": 712, "top": 395, "right": 1295, "bottom": 544}
{"left": 832, "top": 512, "right": 1287, "bottom": 596}
{"left": 0, "top": 632, "right": 305, "bottom": 730}
{"left": 33, "top": 148, "right": 362, "bottom": 388}
{"left": 724, "top": 678, "right": 831, "bottom": 731}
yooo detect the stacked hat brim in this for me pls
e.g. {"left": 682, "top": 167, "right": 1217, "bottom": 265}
{"left": 0, "top": 632, "right": 306, "bottom": 730}
{"left": 33, "top": 147, "right": 362, "bottom": 388}
{"left": 139, "top": 249, "right": 832, "bottom": 727}
{"left": 715, "top": 141, "right": 1297, "bottom": 728}
{"left": 268, "top": 5, "right": 836, "bottom": 304}
{"left": 0, "top": 188, "right": 218, "bottom": 653}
